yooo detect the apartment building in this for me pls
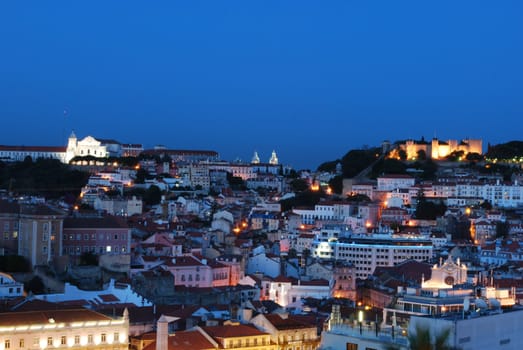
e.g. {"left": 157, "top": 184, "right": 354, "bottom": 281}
{"left": 312, "top": 234, "right": 433, "bottom": 279}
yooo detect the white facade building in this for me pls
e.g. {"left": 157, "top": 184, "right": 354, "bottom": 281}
{"left": 312, "top": 234, "right": 433, "bottom": 279}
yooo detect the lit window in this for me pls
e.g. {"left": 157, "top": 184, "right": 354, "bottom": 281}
{"left": 19, "top": 339, "right": 24, "bottom": 348}
{"left": 61, "top": 336, "right": 66, "bottom": 345}
{"left": 101, "top": 333, "right": 106, "bottom": 343}
{"left": 88, "top": 335, "right": 93, "bottom": 344}
{"left": 5, "top": 339, "right": 10, "bottom": 349}
{"left": 113, "top": 333, "right": 119, "bottom": 343}
{"left": 47, "top": 337, "right": 53, "bottom": 346}
{"left": 74, "top": 336, "right": 80, "bottom": 345}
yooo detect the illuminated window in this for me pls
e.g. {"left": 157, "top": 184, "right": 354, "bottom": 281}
{"left": 61, "top": 336, "right": 66, "bottom": 345}
{"left": 113, "top": 333, "right": 119, "bottom": 343}
{"left": 101, "top": 333, "right": 106, "bottom": 343}
{"left": 4, "top": 339, "right": 10, "bottom": 349}
{"left": 47, "top": 337, "right": 53, "bottom": 346}
{"left": 74, "top": 336, "right": 80, "bottom": 345}
{"left": 33, "top": 338, "right": 39, "bottom": 346}
{"left": 19, "top": 339, "right": 24, "bottom": 348}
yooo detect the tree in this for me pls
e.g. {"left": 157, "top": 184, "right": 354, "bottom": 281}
{"left": 328, "top": 175, "right": 343, "bottom": 194}
{"left": 79, "top": 251, "right": 99, "bottom": 266}
{"left": 317, "top": 160, "right": 340, "bottom": 173}
{"left": 143, "top": 185, "right": 162, "bottom": 206}
{"left": 496, "top": 221, "right": 509, "bottom": 239}
{"left": 398, "top": 149, "right": 408, "bottom": 161}
{"left": 25, "top": 276, "right": 45, "bottom": 294}
{"left": 417, "top": 149, "right": 427, "bottom": 160}
{"left": 415, "top": 190, "right": 446, "bottom": 220}
{"left": 408, "top": 324, "right": 452, "bottom": 350}
{"left": 290, "top": 178, "right": 309, "bottom": 192}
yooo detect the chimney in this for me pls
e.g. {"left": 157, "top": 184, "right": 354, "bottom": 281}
{"left": 155, "top": 315, "right": 180, "bottom": 350}
{"left": 156, "top": 315, "right": 169, "bottom": 350}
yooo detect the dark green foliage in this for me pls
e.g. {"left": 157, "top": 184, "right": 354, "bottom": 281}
{"left": 486, "top": 141, "right": 523, "bottom": 159}
{"left": 317, "top": 159, "right": 340, "bottom": 172}
{"left": 347, "top": 193, "right": 371, "bottom": 202}
{"left": 340, "top": 148, "right": 381, "bottom": 178}
{"left": 226, "top": 172, "right": 247, "bottom": 190}
{"left": 143, "top": 185, "right": 162, "bottom": 206}
{"left": 79, "top": 252, "right": 99, "bottom": 266}
{"left": 25, "top": 276, "right": 45, "bottom": 294}
{"left": 0, "top": 158, "right": 89, "bottom": 198}
{"left": 0, "top": 255, "right": 31, "bottom": 272}
{"left": 398, "top": 149, "right": 408, "bottom": 161}
{"left": 496, "top": 221, "right": 510, "bottom": 239}
{"left": 415, "top": 191, "right": 446, "bottom": 220}
{"left": 417, "top": 149, "right": 427, "bottom": 160}
{"left": 446, "top": 150, "right": 465, "bottom": 161}
{"left": 370, "top": 158, "right": 407, "bottom": 178}
{"left": 478, "top": 163, "right": 518, "bottom": 181}
{"left": 290, "top": 178, "right": 310, "bottom": 192}
{"left": 466, "top": 152, "right": 483, "bottom": 161}
{"left": 328, "top": 175, "right": 343, "bottom": 194}
{"left": 408, "top": 325, "right": 453, "bottom": 350}
{"left": 280, "top": 190, "right": 324, "bottom": 212}
{"left": 134, "top": 168, "right": 150, "bottom": 184}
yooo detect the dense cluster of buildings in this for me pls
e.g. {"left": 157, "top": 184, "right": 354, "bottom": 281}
{"left": 2, "top": 134, "right": 523, "bottom": 349}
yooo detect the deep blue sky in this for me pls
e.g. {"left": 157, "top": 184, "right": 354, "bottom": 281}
{"left": 1, "top": 1, "right": 522, "bottom": 170}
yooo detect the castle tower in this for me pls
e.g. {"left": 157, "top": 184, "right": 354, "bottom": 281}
{"left": 269, "top": 150, "right": 278, "bottom": 165}
{"left": 251, "top": 151, "right": 260, "bottom": 164}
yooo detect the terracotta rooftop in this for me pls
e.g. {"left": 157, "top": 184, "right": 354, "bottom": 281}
{"left": 201, "top": 324, "right": 268, "bottom": 338}
{"left": 0, "top": 308, "right": 114, "bottom": 327}
{"left": 264, "top": 314, "right": 316, "bottom": 330}
{"left": 143, "top": 330, "right": 216, "bottom": 350}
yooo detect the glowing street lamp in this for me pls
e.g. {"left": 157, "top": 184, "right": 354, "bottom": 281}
{"left": 358, "top": 310, "right": 364, "bottom": 334}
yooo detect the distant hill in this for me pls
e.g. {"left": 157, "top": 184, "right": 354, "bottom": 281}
{"left": 486, "top": 141, "right": 523, "bottom": 159}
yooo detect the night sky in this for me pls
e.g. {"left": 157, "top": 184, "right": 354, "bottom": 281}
{"left": 1, "top": 1, "right": 522, "bottom": 170}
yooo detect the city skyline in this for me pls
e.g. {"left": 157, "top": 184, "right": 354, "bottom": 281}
{"left": 1, "top": 1, "right": 522, "bottom": 170}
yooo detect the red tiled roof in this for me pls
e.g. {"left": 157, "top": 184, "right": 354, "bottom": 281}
{"left": 264, "top": 314, "right": 316, "bottom": 330}
{"left": 143, "top": 331, "right": 216, "bottom": 350}
{"left": 201, "top": 324, "right": 268, "bottom": 338}
{"left": 0, "top": 308, "right": 113, "bottom": 326}
{"left": 0, "top": 145, "right": 66, "bottom": 152}
{"left": 98, "top": 294, "right": 120, "bottom": 302}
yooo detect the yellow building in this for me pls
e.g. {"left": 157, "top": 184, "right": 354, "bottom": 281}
{"left": 0, "top": 302, "right": 129, "bottom": 350}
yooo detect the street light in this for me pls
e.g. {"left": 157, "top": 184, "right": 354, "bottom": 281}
{"left": 358, "top": 310, "right": 364, "bottom": 334}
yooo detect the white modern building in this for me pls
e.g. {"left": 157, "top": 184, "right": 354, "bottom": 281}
{"left": 312, "top": 233, "right": 433, "bottom": 279}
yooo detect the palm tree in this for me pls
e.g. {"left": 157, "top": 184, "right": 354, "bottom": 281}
{"left": 408, "top": 325, "right": 454, "bottom": 350}
{"left": 385, "top": 325, "right": 456, "bottom": 350}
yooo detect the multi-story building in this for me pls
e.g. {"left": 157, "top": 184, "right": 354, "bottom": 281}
{"left": 18, "top": 204, "right": 67, "bottom": 267}
{"left": 62, "top": 215, "right": 131, "bottom": 264}
{"left": 0, "top": 302, "right": 129, "bottom": 350}
{"left": 331, "top": 262, "right": 357, "bottom": 300}
{"left": 0, "top": 145, "right": 67, "bottom": 162}
{"left": 312, "top": 234, "right": 433, "bottom": 279}
{"left": 377, "top": 174, "right": 416, "bottom": 192}
{"left": 250, "top": 313, "right": 321, "bottom": 350}
{"left": 140, "top": 148, "right": 219, "bottom": 163}
{"left": 267, "top": 276, "right": 330, "bottom": 307}
{"left": 0, "top": 200, "right": 21, "bottom": 256}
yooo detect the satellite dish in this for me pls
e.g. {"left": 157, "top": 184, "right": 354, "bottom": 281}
{"left": 463, "top": 297, "right": 470, "bottom": 312}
